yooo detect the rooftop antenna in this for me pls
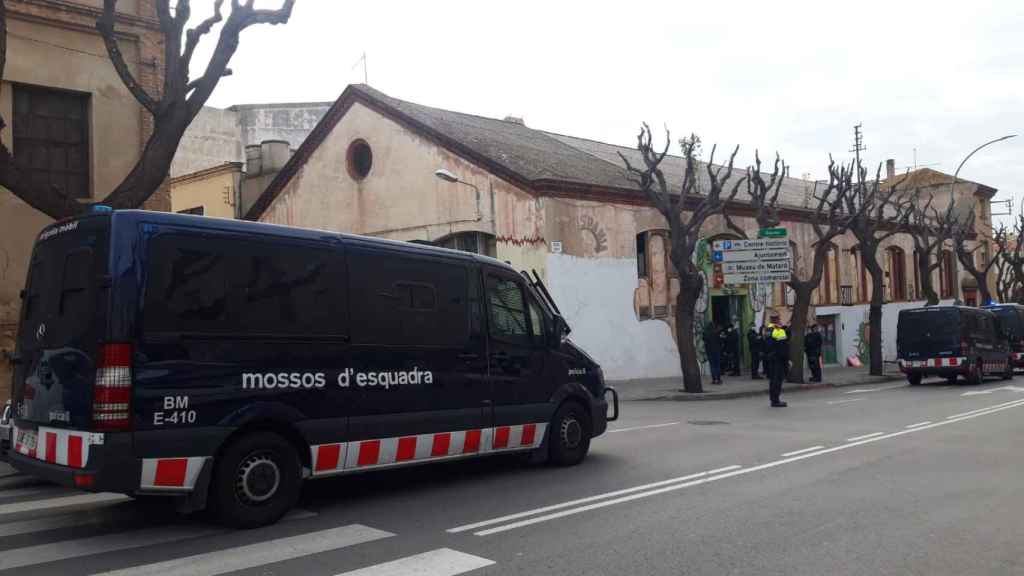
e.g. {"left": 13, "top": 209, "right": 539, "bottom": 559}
{"left": 351, "top": 51, "right": 368, "bottom": 85}
{"left": 900, "top": 147, "right": 941, "bottom": 171}
{"left": 991, "top": 197, "right": 1014, "bottom": 217}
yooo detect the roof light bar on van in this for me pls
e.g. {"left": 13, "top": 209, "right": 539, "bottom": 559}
{"left": 93, "top": 343, "right": 132, "bottom": 431}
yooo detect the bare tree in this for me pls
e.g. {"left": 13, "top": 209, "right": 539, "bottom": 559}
{"left": 843, "top": 162, "right": 910, "bottom": 376}
{"left": 950, "top": 208, "right": 1001, "bottom": 304}
{"left": 994, "top": 216, "right": 1024, "bottom": 303}
{"left": 620, "top": 125, "right": 746, "bottom": 393}
{"left": 0, "top": 0, "right": 295, "bottom": 219}
{"left": 780, "top": 160, "right": 854, "bottom": 382}
{"left": 900, "top": 192, "right": 956, "bottom": 305}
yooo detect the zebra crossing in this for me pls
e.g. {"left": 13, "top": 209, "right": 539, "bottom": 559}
{"left": 0, "top": 471, "right": 496, "bottom": 576}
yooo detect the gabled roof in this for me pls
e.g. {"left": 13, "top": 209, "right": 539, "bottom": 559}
{"left": 244, "top": 84, "right": 822, "bottom": 220}
{"left": 882, "top": 167, "right": 998, "bottom": 197}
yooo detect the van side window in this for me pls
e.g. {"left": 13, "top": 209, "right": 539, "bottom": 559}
{"left": 237, "top": 243, "right": 346, "bottom": 337}
{"left": 349, "top": 249, "right": 468, "bottom": 347}
{"left": 528, "top": 297, "right": 545, "bottom": 340}
{"left": 145, "top": 235, "right": 231, "bottom": 334}
{"left": 486, "top": 275, "right": 530, "bottom": 345}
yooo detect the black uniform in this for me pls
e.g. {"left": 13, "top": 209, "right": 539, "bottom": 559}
{"left": 748, "top": 328, "right": 763, "bottom": 379}
{"left": 767, "top": 324, "right": 789, "bottom": 406}
{"left": 805, "top": 329, "right": 823, "bottom": 382}
{"left": 724, "top": 327, "right": 741, "bottom": 376}
{"left": 703, "top": 325, "right": 723, "bottom": 384}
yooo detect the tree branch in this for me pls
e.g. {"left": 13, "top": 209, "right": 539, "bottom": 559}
{"left": 97, "top": 0, "right": 157, "bottom": 114}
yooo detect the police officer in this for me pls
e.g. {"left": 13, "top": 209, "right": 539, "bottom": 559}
{"left": 703, "top": 323, "right": 724, "bottom": 385}
{"left": 805, "top": 324, "right": 823, "bottom": 382}
{"left": 767, "top": 313, "right": 788, "bottom": 407}
{"left": 748, "top": 325, "right": 763, "bottom": 379}
{"left": 724, "top": 324, "right": 741, "bottom": 376}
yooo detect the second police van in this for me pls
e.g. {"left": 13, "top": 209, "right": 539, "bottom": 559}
{"left": 7, "top": 210, "right": 618, "bottom": 528}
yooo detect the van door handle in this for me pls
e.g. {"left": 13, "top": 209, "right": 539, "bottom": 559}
{"left": 458, "top": 353, "right": 479, "bottom": 361}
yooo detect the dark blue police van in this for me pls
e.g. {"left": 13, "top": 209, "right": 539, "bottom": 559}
{"left": 8, "top": 210, "right": 617, "bottom": 528}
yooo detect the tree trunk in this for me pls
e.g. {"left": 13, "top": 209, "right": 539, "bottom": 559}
{"left": 867, "top": 260, "right": 885, "bottom": 376}
{"left": 917, "top": 251, "right": 939, "bottom": 305}
{"left": 787, "top": 285, "right": 812, "bottom": 383}
{"left": 977, "top": 278, "right": 993, "bottom": 306}
{"left": 675, "top": 273, "right": 704, "bottom": 393}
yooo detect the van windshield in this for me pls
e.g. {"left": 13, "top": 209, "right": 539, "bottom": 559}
{"left": 987, "top": 307, "right": 1022, "bottom": 340}
{"left": 898, "top": 308, "right": 960, "bottom": 356}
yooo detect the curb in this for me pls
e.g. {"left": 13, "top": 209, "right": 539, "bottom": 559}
{"left": 626, "top": 374, "right": 905, "bottom": 402}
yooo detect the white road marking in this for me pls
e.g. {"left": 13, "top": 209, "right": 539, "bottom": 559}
{"left": 334, "top": 548, "right": 495, "bottom": 576}
{"left": 607, "top": 422, "right": 680, "bottom": 433}
{"left": 946, "top": 397, "right": 1024, "bottom": 419}
{"left": 0, "top": 524, "right": 225, "bottom": 570}
{"left": 448, "top": 464, "right": 740, "bottom": 534}
{"left": 471, "top": 397, "right": 1024, "bottom": 536}
{"left": 843, "top": 384, "right": 905, "bottom": 395}
{"left": 91, "top": 524, "right": 393, "bottom": 576}
{"left": 961, "top": 385, "right": 1024, "bottom": 397}
{"left": 782, "top": 445, "right": 825, "bottom": 457}
{"left": 905, "top": 421, "right": 932, "bottom": 428}
{"left": 826, "top": 398, "right": 864, "bottom": 405}
{"left": 0, "top": 492, "right": 129, "bottom": 518}
{"left": 846, "top": 432, "right": 884, "bottom": 442}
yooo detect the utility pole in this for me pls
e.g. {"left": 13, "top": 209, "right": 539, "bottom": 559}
{"left": 850, "top": 123, "right": 867, "bottom": 204}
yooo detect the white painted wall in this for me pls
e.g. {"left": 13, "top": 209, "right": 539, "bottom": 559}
{"left": 545, "top": 253, "right": 681, "bottom": 381}
{"left": 816, "top": 300, "right": 957, "bottom": 363}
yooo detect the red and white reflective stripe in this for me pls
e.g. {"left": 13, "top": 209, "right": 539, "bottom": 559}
{"left": 901, "top": 357, "right": 965, "bottom": 368}
{"left": 139, "top": 457, "right": 208, "bottom": 491}
{"left": 11, "top": 425, "right": 100, "bottom": 469}
{"left": 310, "top": 423, "right": 547, "bottom": 477}
{"left": 1013, "top": 352, "right": 1023, "bottom": 361}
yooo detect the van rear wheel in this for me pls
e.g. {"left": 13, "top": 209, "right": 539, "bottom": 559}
{"left": 1003, "top": 359, "right": 1014, "bottom": 380}
{"left": 548, "top": 400, "right": 591, "bottom": 467}
{"left": 210, "top": 431, "right": 301, "bottom": 529}
{"left": 907, "top": 373, "right": 922, "bottom": 386}
{"left": 966, "top": 359, "right": 983, "bottom": 386}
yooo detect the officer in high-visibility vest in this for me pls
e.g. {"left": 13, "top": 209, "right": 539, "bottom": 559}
{"left": 766, "top": 313, "right": 789, "bottom": 407}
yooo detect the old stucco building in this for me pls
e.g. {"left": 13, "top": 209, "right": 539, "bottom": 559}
{"left": 168, "top": 102, "right": 331, "bottom": 218}
{"left": 244, "top": 84, "right": 995, "bottom": 381}
{"left": 0, "top": 0, "right": 164, "bottom": 399}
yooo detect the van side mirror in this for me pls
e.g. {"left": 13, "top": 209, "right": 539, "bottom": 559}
{"left": 548, "top": 315, "right": 569, "bottom": 348}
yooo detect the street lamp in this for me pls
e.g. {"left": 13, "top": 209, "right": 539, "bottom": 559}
{"left": 433, "top": 168, "right": 482, "bottom": 220}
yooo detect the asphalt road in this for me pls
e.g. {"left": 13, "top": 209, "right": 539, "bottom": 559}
{"left": 2, "top": 376, "right": 1024, "bottom": 575}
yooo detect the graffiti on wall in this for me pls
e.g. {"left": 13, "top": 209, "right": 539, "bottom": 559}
{"left": 579, "top": 215, "right": 608, "bottom": 254}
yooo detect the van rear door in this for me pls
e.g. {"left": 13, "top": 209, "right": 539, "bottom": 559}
{"left": 12, "top": 216, "right": 110, "bottom": 430}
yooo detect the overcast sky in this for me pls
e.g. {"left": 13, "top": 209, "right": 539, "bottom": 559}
{"left": 193, "top": 0, "right": 1024, "bottom": 224}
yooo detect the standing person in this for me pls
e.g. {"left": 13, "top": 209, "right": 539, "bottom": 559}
{"left": 725, "top": 324, "right": 741, "bottom": 376}
{"left": 703, "top": 323, "right": 723, "bottom": 385}
{"left": 748, "top": 325, "right": 763, "bottom": 379}
{"left": 766, "top": 314, "right": 789, "bottom": 407}
{"left": 805, "top": 324, "right": 823, "bottom": 382}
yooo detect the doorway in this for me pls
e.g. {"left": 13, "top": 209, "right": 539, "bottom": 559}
{"left": 818, "top": 315, "right": 838, "bottom": 364}
{"left": 710, "top": 294, "right": 748, "bottom": 373}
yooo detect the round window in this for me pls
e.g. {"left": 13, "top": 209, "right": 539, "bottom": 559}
{"left": 346, "top": 139, "right": 373, "bottom": 180}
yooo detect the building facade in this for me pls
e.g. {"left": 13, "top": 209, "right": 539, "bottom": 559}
{"left": 0, "top": 0, "right": 164, "bottom": 399}
{"left": 170, "top": 101, "right": 332, "bottom": 217}
{"left": 245, "top": 85, "right": 995, "bottom": 381}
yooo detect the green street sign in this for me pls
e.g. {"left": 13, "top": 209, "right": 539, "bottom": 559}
{"left": 758, "top": 227, "right": 788, "bottom": 239}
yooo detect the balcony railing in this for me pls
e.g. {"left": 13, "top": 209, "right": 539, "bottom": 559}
{"left": 840, "top": 285, "right": 854, "bottom": 306}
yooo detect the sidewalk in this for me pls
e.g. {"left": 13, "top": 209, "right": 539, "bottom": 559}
{"left": 609, "top": 364, "right": 905, "bottom": 401}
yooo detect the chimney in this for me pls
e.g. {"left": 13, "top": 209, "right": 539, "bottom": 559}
{"left": 245, "top": 145, "right": 262, "bottom": 176}
{"left": 503, "top": 115, "right": 525, "bottom": 126}
{"left": 886, "top": 158, "right": 896, "bottom": 180}
{"left": 260, "top": 140, "right": 291, "bottom": 174}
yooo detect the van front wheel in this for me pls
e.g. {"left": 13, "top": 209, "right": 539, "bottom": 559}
{"left": 907, "top": 373, "right": 922, "bottom": 386}
{"left": 966, "top": 359, "right": 984, "bottom": 386}
{"left": 548, "top": 401, "right": 591, "bottom": 467}
{"left": 210, "top": 431, "right": 301, "bottom": 529}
